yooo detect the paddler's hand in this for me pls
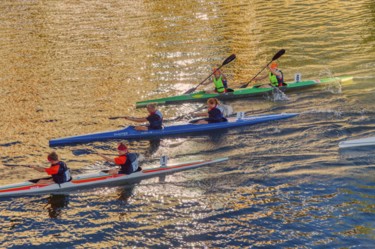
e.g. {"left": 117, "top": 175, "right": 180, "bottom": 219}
{"left": 108, "top": 168, "right": 119, "bottom": 175}
{"left": 97, "top": 153, "right": 112, "bottom": 162}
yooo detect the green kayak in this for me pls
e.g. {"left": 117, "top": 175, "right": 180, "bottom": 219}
{"left": 136, "top": 76, "right": 353, "bottom": 108}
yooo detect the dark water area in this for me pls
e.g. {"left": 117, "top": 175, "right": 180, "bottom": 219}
{"left": 1, "top": 0, "right": 375, "bottom": 248}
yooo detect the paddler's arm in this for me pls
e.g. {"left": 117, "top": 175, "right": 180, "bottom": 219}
{"left": 124, "top": 116, "right": 148, "bottom": 123}
{"left": 253, "top": 73, "right": 268, "bottom": 81}
{"left": 202, "top": 79, "right": 212, "bottom": 86}
{"left": 29, "top": 165, "right": 46, "bottom": 172}
{"left": 192, "top": 112, "right": 209, "bottom": 117}
{"left": 97, "top": 153, "right": 116, "bottom": 163}
{"left": 221, "top": 72, "right": 228, "bottom": 81}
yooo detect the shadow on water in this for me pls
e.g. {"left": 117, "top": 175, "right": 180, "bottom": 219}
{"left": 116, "top": 184, "right": 138, "bottom": 204}
{"left": 46, "top": 194, "right": 69, "bottom": 219}
{"left": 207, "top": 129, "right": 228, "bottom": 143}
{"left": 146, "top": 139, "right": 161, "bottom": 157}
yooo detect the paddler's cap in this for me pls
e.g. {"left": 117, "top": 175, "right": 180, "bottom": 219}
{"left": 270, "top": 61, "right": 278, "bottom": 69}
{"left": 47, "top": 151, "right": 58, "bottom": 162}
{"left": 117, "top": 143, "right": 128, "bottom": 151}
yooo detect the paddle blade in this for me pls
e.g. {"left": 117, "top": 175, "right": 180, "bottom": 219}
{"left": 272, "top": 49, "right": 286, "bottom": 61}
{"left": 222, "top": 54, "right": 236, "bottom": 66}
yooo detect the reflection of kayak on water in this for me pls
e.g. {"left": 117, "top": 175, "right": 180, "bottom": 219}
{"left": 0, "top": 157, "right": 228, "bottom": 197}
{"left": 136, "top": 76, "right": 353, "bottom": 108}
{"left": 49, "top": 113, "right": 298, "bottom": 146}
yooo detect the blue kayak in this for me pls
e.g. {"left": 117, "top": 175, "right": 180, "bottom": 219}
{"left": 49, "top": 113, "right": 298, "bottom": 146}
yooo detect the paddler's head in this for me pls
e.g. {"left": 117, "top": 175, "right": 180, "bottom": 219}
{"left": 207, "top": 98, "right": 219, "bottom": 109}
{"left": 146, "top": 103, "right": 157, "bottom": 114}
{"left": 47, "top": 151, "right": 59, "bottom": 163}
{"left": 269, "top": 61, "right": 278, "bottom": 69}
{"left": 117, "top": 143, "right": 128, "bottom": 155}
{"left": 213, "top": 68, "right": 220, "bottom": 76}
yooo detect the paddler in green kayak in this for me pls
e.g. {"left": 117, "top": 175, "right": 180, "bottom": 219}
{"left": 205, "top": 68, "right": 230, "bottom": 93}
{"left": 124, "top": 103, "right": 163, "bottom": 131}
{"left": 254, "top": 61, "right": 287, "bottom": 88}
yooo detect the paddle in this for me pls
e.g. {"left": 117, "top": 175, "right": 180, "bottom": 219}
{"left": 109, "top": 116, "right": 127, "bottom": 120}
{"left": 3, "top": 163, "right": 31, "bottom": 167}
{"left": 109, "top": 105, "right": 208, "bottom": 123}
{"left": 240, "top": 49, "right": 286, "bottom": 88}
{"left": 184, "top": 54, "right": 236, "bottom": 94}
{"left": 71, "top": 148, "right": 119, "bottom": 157}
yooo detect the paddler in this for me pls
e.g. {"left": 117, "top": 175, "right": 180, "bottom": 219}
{"left": 97, "top": 142, "right": 139, "bottom": 175}
{"left": 254, "top": 61, "right": 287, "bottom": 88}
{"left": 205, "top": 68, "right": 229, "bottom": 93}
{"left": 29, "top": 152, "right": 72, "bottom": 185}
{"left": 124, "top": 103, "right": 163, "bottom": 131}
{"left": 192, "top": 98, "right": 228, "bottom": 124}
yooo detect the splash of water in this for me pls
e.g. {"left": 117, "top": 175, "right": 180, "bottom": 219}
{"left": 271, "top": 87, "right": 290, "bottom": 102}
{"left": 319, "top": 69, "right": 342, "bottom": 94}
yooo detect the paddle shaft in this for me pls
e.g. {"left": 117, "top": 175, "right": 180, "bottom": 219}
{"left": 109, "top": 116, "right": 127, "bottom": 120}
{"left": 4, "top": 164, "right": 31, "bottom": 168}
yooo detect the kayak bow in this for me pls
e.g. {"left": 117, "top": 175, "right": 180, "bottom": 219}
{"left": 0, "top": 157, "right": 228, "bottom": 197}
{"left": 339, "top": 135, "right": 375, "bottom": 148}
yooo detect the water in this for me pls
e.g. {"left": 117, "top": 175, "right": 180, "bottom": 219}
{"left": 0, "top": 0, "right": 374, "bottom": 248}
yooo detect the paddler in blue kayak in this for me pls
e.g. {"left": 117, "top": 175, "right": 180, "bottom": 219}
{"left": 254, "top": 61, "right": 287, "bottom": 88}
{"left": 29, "top": 152, "right": 72, "bottom": 185}
{"left": 124, "top": 103, "right": 163, "bottom": 131}
{"left": 98, "top": 142, "right": 139, "bottom": 175}
{"left": 192, "top": 98, "right": 228, "bottom": 124}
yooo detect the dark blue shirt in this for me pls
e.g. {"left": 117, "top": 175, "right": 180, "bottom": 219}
{"left": 207, "top": 107, "right": 226, "bottom": 123}
{"left": 146, "top": 110, "right": 163, "bottom": 129}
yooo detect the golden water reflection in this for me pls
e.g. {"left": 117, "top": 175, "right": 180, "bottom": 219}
{"left": 0, "top": 0, "right": 374, "bottom": 246}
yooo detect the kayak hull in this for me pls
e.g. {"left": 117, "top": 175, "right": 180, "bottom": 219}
{"left": 136, "top": 76, "right": 353, "bottom": 108}
{"left": 339, "top": 136, "right": 375, "bottom": 148}
{"left": 0, "top": 157, "right": 228, "bottom": 197}
{"left": 49, "top": 113, "right": 298, "bottom": 146}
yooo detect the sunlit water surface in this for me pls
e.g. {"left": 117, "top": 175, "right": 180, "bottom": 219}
{"left": 0, "top": 0, "right": 374, "bottom": 248}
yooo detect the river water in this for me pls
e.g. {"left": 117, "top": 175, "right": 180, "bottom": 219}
{"left": 0, "top": 0, "right": 374, "bottom": 248}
